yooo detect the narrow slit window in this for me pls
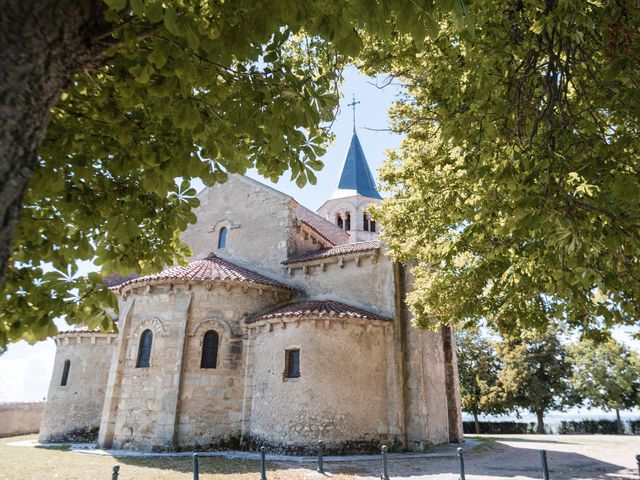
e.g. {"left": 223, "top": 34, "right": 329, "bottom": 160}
{"left": 284, "top": 349, "right": 300, "bottom": 379}
{"left": 344, "top": 212, "right": 351, "bottom": 231}
{"left": 218, "top": 227, "right": 228, "bottom": 249}
{"left": 201, "top": 330, "right": 219, "bottom": 369}
{"left": 370, "top": 219, "right": 376, "bottom": 232}
{"left": 136, "top": 329, "right": 153, "bottom": 368}
{"left": 60, "top": 360, "right": 70, "bottom": 386}
{"left": 363, "top": 213, "right": 369, "bottom": 231}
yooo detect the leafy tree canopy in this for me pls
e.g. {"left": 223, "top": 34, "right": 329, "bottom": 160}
{"left": 0, "top": 0, "right": 468, "bottom": 348}
{"left": 456, "top": 328, "right": 505, "bottom": 432}
{"left": 569, "top": 337, "right": 640, "bottom": 427}
{"left": 365, "top": 0, "right": 640, "bottom": 336}
{"left": 490, "top": 328, "right": 573, "bottom": 433}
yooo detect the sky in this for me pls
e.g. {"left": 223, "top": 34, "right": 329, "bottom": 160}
{"left": 0, "top": 67, "right": 404, "bottom": 403}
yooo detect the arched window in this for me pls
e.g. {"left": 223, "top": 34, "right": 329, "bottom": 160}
{"left": 370, "top": 219, "right": 376, "bottom": 232}
{"left": 218, "top": 227, "right": 227, "bottom": 249}
{"left": 60, "top": 359, "right": 70, "bottom": 386}
{"left": 344, "top": 212, "right": 351, "bottom": 231}
{"left": 200, "top": 330, "right": 219, "bottom": 369}
{"left": 363, "top": 213, "right": 369, "bottom": 232}
{"left": 136, "top": 329, "right": 153, "bottom": 368}
{"left": 336, "top": 214, "right": 343, "bottom": 229}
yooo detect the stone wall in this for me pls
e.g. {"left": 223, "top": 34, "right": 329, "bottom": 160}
{"left": 99, "top": 281, "right": 292, "bottom": 451}
{"left": 0, "top": 402, "right": 44, "bottom": 437}
{"left": 246, "top": 318, "right": 390, "bottom": 454}
{"left": 182, "top": 175, "right": 292, "bottom": 279}
{"left": 285, "top": 250, "right": 395, "bottom": 317}
{"left": 398, "top": 266, "right": 460, "bottom": 450}
{"left": 39, "top": 334, "right": 116, "bottom": 443}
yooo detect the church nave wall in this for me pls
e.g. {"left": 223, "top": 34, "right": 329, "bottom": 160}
{"left": 182, "top": 175, "right": 292, "bottom": 279}
{"left": 285, "top": 252, "right": 395, "bottom": 318}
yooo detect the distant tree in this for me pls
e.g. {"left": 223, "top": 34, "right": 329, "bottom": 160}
{"left": 456, "top": 329, "right": 505, "bottom": 433}
{"left": 569, "top": 338, "right": 640, "bottom": 434}
{"left": 492, "top": 328, "right": 574, "bottom": 433}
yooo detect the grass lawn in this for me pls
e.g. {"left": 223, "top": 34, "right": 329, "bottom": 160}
{"left": 0, "top": 435, "right": 363, "bottom": 480}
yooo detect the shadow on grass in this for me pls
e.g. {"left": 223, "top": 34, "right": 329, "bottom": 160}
{"left": 103, "top": 442, "right": 632, "bottom": 480}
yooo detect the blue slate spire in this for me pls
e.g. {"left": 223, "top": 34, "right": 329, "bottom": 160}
{"left": 331, "top": 131, "right": 382, "bottom": 200}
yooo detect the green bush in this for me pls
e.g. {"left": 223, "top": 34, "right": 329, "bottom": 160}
{"left": 559, "top": 419, "right": 621, "bottom": 434}
{"left": 463, "top": 421, "right": 535, "bottom": 434}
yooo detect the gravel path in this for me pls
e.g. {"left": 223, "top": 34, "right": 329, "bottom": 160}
{"left": 276, "top": 435, "right": 640, "bottom": 479}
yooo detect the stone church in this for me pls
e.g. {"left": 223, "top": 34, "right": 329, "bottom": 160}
{"left": 39, "top": 130, "right": 463, "bottom": 453}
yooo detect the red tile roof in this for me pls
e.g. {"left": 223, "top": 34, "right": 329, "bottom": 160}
{"left": 103, "top": 273, "right": 139, "bottom": 288}
{"left": 293, "top": 204, "right": 350, "bottom": 246}
{"left": 246, "top": 300, "right": 392, "bottom": 323}
{"left": 283, "top": 240, "right": 381, "bottom": 264}
{"left": 56, "top": 326, "right": 116, "bottom": 335}
{"left": 111, "top": 253, "right": 295, "bottom": 292}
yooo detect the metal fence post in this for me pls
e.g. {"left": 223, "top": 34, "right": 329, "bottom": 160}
{"left": 636, "top": 454, "right": 640, "bottom": 478}
{"left": 457, "top": 447, "right": 465, "bottom": 480}
{"left": 260, "top": 446, "right": 267, "bottom": 480}
{"left": 111, "top": 465, "right": 120, "bottom": 480}
{"left": 317, "top": 440, "right": 325, "bottom": 474}
{"left": 193, "top": 453, "right": 199, "bottom": 480}
{"left": 381, "top": 445, "right": 390, "bottom": 480}
{"left": 540, "top": 450, "right": 550, "bottom": 480}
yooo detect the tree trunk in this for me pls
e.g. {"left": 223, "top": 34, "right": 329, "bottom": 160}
{"left": 0, "top": 0, "right": 109, "bottom": 288}
{"left": 536, "top": 410, "right": 545, "bottom": 434}
{"left": 615, "top": 409, "right": 623, "bottom": 435}
{"left": 474, "top": 412, "right": 481, "bottom": 434}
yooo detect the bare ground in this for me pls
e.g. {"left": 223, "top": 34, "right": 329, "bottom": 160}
{"left": 1, "top": 434, "right": 638, "bottom": 479}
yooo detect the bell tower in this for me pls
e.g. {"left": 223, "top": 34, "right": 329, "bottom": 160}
{"left": 317, "top": 96, "right": 382, "bottom": 243}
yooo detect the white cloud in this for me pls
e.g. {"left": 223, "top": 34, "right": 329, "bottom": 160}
{"left": 0, "top": 340, "right": 56, "bottom": 402}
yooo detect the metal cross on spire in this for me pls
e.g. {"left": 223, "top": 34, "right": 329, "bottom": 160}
{"left": 347, "top": 94, "right": 361, "bottom": 132}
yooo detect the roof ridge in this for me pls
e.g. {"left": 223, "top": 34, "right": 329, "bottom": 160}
{"left": 112, "top": 254, "right": 295, "bottom": 292}
{"left": 246, "top": 299, "right": 392, "bottom": 323}
{"left": 283, "top": 240, "right": 381, "bottom": 265}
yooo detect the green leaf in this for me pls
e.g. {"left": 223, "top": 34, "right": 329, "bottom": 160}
{"left": 163, "top": 7, "right": 180, "bottom": 36}
{"left": 104, "top": 0, "right": 127, "bottom": 11}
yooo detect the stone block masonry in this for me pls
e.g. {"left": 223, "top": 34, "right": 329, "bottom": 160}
{"left": 39, "top": 333, "right": 116, "bottom": 443}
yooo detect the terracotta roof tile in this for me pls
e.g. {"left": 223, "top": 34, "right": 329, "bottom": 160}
{"left": 246, "top": 300, "right": 392, "bottom": 324}
{"left": 56, "top": 327, "right": 116, "bottom": 335}
{"left": 293, "top": 204, "right": 350, "bottom": 246}
{"left": 282, "top": 240, "right": 380, "bottom": 264}
{"left": 112, "top": 253, "right": 295, "bottom": 292}
{"left": 103, "top": 273, "right": 139, "bottom": 288}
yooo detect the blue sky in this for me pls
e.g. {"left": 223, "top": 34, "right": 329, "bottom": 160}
{"left": 0, "top": 67, "right": 403, "bottom": 402}
{"left": 244, "top": 66, "right": 403, "bottom": 210}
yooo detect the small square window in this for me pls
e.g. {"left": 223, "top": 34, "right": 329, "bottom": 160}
{"left": 284, "top": 349, "right": 300, "bottom": 379}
